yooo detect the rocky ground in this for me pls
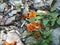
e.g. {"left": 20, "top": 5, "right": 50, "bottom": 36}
{"left": 0, "top": 0, "right": 60, "bottom": 45}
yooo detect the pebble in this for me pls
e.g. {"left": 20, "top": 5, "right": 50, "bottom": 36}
{"left": 0, "top": 3, "right": 7, "bottom": 12}
{"left": 5, "top": 16, "right": 15, "bottom": 25}
{"left": 8, "top": 10, "right": 18, "bottom": 16}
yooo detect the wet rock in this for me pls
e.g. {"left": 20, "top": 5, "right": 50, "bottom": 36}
{"left": 52, "top": 28, "right": 60, "bottom": 45}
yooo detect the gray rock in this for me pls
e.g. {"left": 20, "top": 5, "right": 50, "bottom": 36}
{"left": 0, "top": 19, "right": 6, "bottom": 25}
{"left": 0, "top": 26, "right": 23, "bottom": 45}
{"left": 0, "top": 3, "right": 7, "bottom": 12}
{"left": 18, "top": 28, "right": 24, "bottom": 34}
{"left": 8, "top": 10, "right": 18, "bottom": 16}
{"left": 21, "top": 19, "right": 28, "bottom": 26}
{"left": 23, "top": 2, "right": 29, "bottom": 15}
{"left": 54, "top": 0, "right": 60, "bottom": 10}
{"left": 52, "top": 28, "right": 60, "bottom": 45}
{"left": 34, "top": 0, "right": 53, "bottom": 8}
{"left": 5, "top": 16, "right": 15, "bottom": 25}
{"left": 5, "top": 30, "right": 24, "bottom": 45}
{"left": 4, "top": 5, "right": 14, "bottom": 15}
{"left": 0, "top": 16, "right": 15, "bottom": 25}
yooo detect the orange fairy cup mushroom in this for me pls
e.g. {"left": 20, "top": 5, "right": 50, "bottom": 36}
{"left": 34, "top": 32, "right": 40, "bottom": 39}
{"left": 21, "top": 10, "right": 36, "bottom": 19}
{"left": 37, "top": 10, "right": 47, "bottom": 15}
{"left": 4, "top": 41, "right": 16, "bottom": 45}
{"left": 21, "top": 14, "right": 28, "bottom": 19}
{"left": 28, "top": 10, "right": 36, "bottom": 18}
{"left": 27, "top": 23, "right": 35, "bottom": 32}
{"left": 4, "top": 41, "right": 11, "bottom": 45}
{"left": 11, "top": 41, "right": 16, "bottom": 45}
{"left": 27, "top": 21, "right": 43, "bottom": 32}
{"left": 31, "top": 21, "right": 43, "bottom": 29}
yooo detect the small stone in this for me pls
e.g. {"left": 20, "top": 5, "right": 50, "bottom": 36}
{"left": 18, "top": 28, "right": 24, "bottom": 34}
{"left": 5, "top": 16, "right": 15, "bottom": 25}
{"left": 0, "top": 3, "right": 7, "bottom": 12}
{"left": 21, "top": 21, "right": 26, "bottom": 27}
{"left": 8, "top": 10, "right": 17, "bottom": 16}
